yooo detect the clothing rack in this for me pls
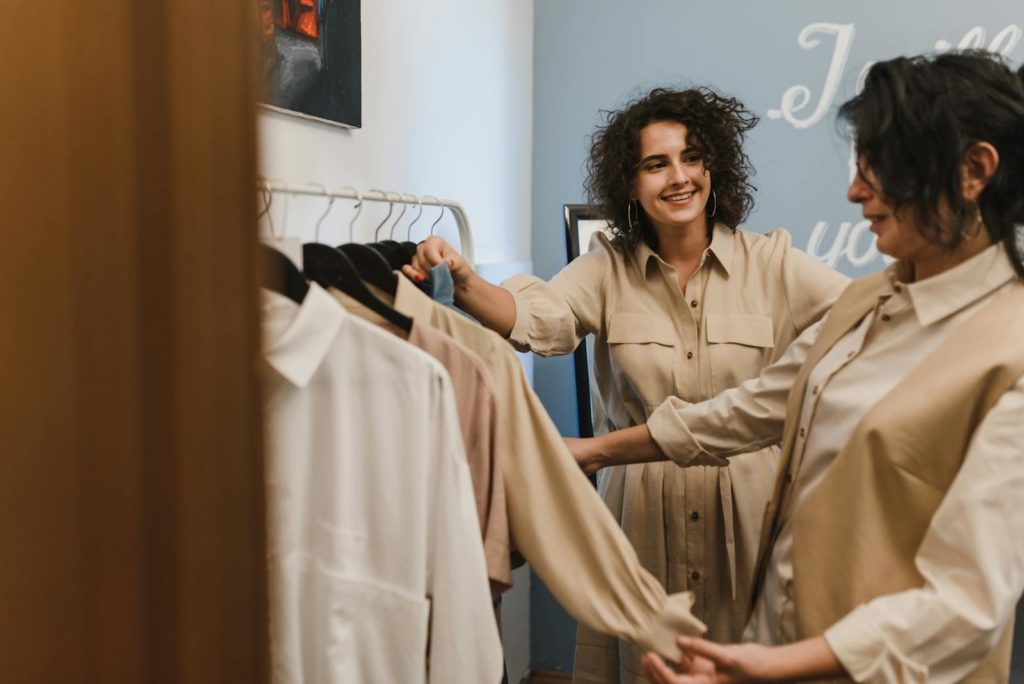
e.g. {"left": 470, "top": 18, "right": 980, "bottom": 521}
{"left": 260, "top": 179, "right": 476, "bottom": 268}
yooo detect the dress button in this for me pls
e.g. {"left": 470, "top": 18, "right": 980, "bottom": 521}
{"left": 690, "top": 511, "right": 700, "bottom": 521}
{"left": 799, "top": 427, "right": 806, "bottom": 437}
{"left": 881, "top": 313, "right": 892, "bottom": 322}
{"left": 686, "top": 351, "right": 694, "bottom": 359}
{"left": 691, "top": 570, "right": 701, "bottom": 581}
{"left": 894, "top": 284, "right": 903, "bottom": 293}
{"left": 690, "top": 300, "right": 698, "bottom": 308}
{"left": 812, "top": 385, "right": 820, "bottom": 395}
{"left": 785, "top": 472, "right": 793, "bottom": 482}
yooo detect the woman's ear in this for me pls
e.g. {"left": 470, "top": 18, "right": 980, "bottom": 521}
{"left": 961, "top": 142, "right": 1000, "bottom": 202}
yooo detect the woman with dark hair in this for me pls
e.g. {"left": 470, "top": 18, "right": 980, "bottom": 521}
{"left": 571, "top": 52, "right": 1024, "bottom": 683}
{"left": 406, "top": 87, "right": 847, "bottom": 682}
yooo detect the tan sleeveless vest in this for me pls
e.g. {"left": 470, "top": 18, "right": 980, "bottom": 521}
{"left": 749, "top": 273, "right": 1024, "bottom": 682}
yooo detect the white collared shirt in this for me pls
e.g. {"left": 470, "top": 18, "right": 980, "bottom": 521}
{"left": 261, "top": 284, "right": 501, "bottom": 684}
{"left": 648, "top": 243, "right": 1024, "bottom": 683}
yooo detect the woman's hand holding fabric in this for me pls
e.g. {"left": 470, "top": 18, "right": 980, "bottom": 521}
{"left": 643, "top": 637, "right": 776, "bottom": 683}
{"left": 643, "top": 635, "right": 845, "bottom": 683}
{"left": 565, "top": 437, "right": 605, "bottom": 476}
{"left": 403, "top": 236, "right": 474, "bottom": 286}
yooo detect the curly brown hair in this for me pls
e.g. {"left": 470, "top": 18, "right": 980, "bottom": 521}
{"left": 585, "top": 87, "right": 758, "bottom": 252}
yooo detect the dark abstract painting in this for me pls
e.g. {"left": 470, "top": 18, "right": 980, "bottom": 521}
{"left": 260, "top": 0, "right": 361, "bottom": 128}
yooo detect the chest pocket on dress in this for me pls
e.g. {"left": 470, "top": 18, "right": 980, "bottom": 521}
{"left": 705, "top": 313, "right": 774, "bottom": 394}
{"left": 607, "top": 313, "right": 677, "bottom": 410}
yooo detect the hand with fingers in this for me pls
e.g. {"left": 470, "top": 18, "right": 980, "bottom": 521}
{"left": 564, "top": 437, "right": 604, "bottom": 476}
{"left": 643, "top": 637, "right": 776, "bottom": 684}
{"left": 643, "top": 634, "right": 843, "bottom": 683}
{"left": 401, "top": 236, "right": 474, "bottom": 287}
{"left": 400, "top": 235, "right": 518, "bottom": 337}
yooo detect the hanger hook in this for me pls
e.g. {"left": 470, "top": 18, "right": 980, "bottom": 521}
{"left": 406, "top": 195, "right": 424, "bottom": 241}
{"left": 281, "top": 192, "right": 291, "bottom": 239}
{"left": 266, "top": 188, "right": 280, "bottom": 240}
{"left": 370, "top": 189, "right": 394, "bottom": 241}
{"left": 257, "top": 181, "right": 278, "bottom": 239}
{"left": 256, "top": 179, "right": 272, "bottom": 220}
{"left": 423, "top": 195, "right": 446, "bottom": 236}
{"left": 310, "top": 183, "right": 335, "bottom": 243}
{"left": 346, "top": 188, "right": 363, "bottom": 244}
{"left": 389, "top": 193, "right": 410, "bottom": 240}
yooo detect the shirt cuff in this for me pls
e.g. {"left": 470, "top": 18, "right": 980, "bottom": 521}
{"left": 500, "top": 274, "right": 536, "bottom": 351}
{"left": 634, "top": 592, "right": 706, "bottom": 662}
{"left": 824, "top": 605, "right": 927, "bottom": 684}
{"left": 646, "top": 397, "right": 728, "bottom": 467}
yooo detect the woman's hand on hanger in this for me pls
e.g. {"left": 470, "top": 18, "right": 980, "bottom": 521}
{"left": 403, "top": 236, "right": 474, "bottom": 286}
{"left": 403, "top": 236, "right": 518, "bottom": 338}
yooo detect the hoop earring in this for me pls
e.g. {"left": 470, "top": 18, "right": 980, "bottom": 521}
{"left": 707, "top": 188, "right": 718, "bottom": 218}
{"left": 965, "top": 207, "right": 984, "bottom": 239}
{"left": 627, "top": 200, "right": 639, "bottom": 231}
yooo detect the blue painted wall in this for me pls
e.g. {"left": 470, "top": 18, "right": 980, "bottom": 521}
{"left": 529, "top": 0, "right": 1023, "bottom": 672}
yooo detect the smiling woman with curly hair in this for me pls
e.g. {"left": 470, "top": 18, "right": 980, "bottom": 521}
{"left": 406, "top": 85, "right": 848, "bottom": 684}
{"left": 587, "top": 87, "right": 757, "bottom": 252}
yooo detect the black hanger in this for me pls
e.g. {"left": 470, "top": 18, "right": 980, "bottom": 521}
{"left": 372, "top": 240, "right": 406, "bottom": 270}
{"left": 337, "top": 242, "right": 399, "bottom": 295}
{"left": 303, "top": 243, "right": 412, "bottom": 332}
{"left": 260, "top": 243, "right": 309, "bottom": 304}
{"left": 397, "top": 241, "right": 418, "bottom": 266}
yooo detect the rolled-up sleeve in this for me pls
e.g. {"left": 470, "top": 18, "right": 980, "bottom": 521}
{"left": 647, "top": 318, "right": 822, "bottom": 465}
{"left": 823, "top": 375, "right": 1024, "bottom": 684}
{"left": 501, "top": 247, "right": 610, "bottom": 357}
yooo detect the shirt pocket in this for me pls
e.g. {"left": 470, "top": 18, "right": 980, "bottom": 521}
{"left": 607, "top": 312, "right": 677, "bottom": 411}
{"left": 272, "top": 521, "right": 431, "bottom": 683}
{"left": 705, "top": 312, "right": 774, "bottom": 394}
{"left": 316, "top": 568, "right": 431, "bottom": 683}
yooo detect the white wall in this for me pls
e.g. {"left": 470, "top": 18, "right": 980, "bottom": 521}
{"left": 258, "top": 3, "right": 534, "bottom": 681}
{"left": 258, "top": 0, "right": 534, "bottom": 267}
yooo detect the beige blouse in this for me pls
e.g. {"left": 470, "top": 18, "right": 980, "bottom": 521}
{"left": 503, "top": 224, "right": 848, "bottom": 682}
{"left": 648, "top": 243, "right": 1024, "bottom": 684}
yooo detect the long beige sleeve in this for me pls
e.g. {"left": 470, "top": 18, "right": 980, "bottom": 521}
{"left": 392, "top": 276, "right": 705, "bottom": 661}
{"left": 502, "top": 238, "right": 613, "bottom": 356}
{"left": 646, "top": 318, "right": 821, "bottom": 464}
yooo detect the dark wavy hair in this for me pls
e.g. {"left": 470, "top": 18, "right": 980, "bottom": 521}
{"left": 838, "top": 50, "right": 1024, "bottom": 278}
{"left": 585, "top": 87, "right": 759, "bottom": 252}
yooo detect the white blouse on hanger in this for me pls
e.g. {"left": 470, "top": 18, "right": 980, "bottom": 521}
{"left": 261, "top": 284, "right": 502, "bottom": 684}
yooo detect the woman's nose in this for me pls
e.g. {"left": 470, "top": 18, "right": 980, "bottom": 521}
{"left": 847, "top": 173, "right": 871, "bottom": 203}
{"left": 667, "top": 162, "right": 687, "bottom": 185}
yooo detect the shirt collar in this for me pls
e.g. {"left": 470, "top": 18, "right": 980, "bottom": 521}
{"left": 394, "top": 272, "right": 438, "bottom": 322}
{"left": 634, "top": 222, "right": 734, "bottom": 278}
{"left": 884, "top": 242, "right": 1016, "bottom": 327}
{"left": 261, "top": 283, "right": 345, "bottom": 387}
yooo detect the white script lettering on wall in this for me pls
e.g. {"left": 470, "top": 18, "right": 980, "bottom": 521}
{"left": 934, "top": 24, "right": 1021, "bottom": 55}
{"left": 765, "top": 23, "right": 855, "bottom": 130}
{"left": 805, "top": 220, "right": 891, "bottom": 270}
{"left": 769, "top": 22, "right": 1022, "bottom": 132}
{"left": 767, "top": 21, "right": 1021, "bottom": 274}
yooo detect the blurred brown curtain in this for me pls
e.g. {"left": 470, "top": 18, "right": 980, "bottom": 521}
{"left": 0, "top": 0, "right": 267, "bottom": 681}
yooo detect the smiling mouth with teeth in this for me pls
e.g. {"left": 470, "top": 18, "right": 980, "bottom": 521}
{"left": 663, "top": 192, "right": 694, "bottom": 201}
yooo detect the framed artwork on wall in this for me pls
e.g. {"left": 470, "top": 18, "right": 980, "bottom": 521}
{"left": 563, "top": 204, "right": 613, "bottom": 439}
{"left": 259, "top": 0, "right": 362, "bottom": 128}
